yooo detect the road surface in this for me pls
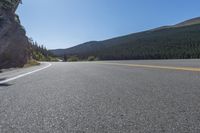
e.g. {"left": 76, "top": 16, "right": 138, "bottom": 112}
{"left": 1, "top": 60, "right": 200, "bottom": 133}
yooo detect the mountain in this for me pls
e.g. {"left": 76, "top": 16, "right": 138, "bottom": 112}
{"left": 174, "top": 17, "right": 200, "bottom": 27}
{"left": 51, "top": 17, "right": 200, "bottom": 60}
{"left": 154, "top": 17, "right": 200, "bottom": 29}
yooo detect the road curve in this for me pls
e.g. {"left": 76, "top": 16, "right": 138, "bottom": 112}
{"left": 1, "top": 59, "right": 200, "bottom": 132}
{"left": 0, "top": 62, "right": 52, "bottom": 84}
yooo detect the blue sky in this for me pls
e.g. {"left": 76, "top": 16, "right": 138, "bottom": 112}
{"left": 17, "top": 0, "right": 200, "bottom": 49}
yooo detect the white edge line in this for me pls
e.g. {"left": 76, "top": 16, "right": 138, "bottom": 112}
{"left": 0, "top": 63, "right": 52, "bottom": 84}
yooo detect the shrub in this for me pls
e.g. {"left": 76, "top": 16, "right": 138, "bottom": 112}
{"left": 67, "top": 56, "right": 79, "bottom": 62}
{"left": 87, "top": 56, "right": 96, "bottom": 61}
{"left": 24, "top": 60, "right": 40, "bottom": 67}
{"left": 87, "top": 56, "right": 99, "bottom": 61}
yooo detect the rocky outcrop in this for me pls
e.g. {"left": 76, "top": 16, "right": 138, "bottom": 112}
{"left": 0, "top": 7, "right": 30, "bottom": 69}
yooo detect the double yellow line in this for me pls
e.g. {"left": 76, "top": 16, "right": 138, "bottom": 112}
{"left": 96, "top": 62, "right": 200, "bottom": 72}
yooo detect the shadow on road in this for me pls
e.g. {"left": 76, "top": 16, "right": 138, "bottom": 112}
{"left": 0, "top": 78, "right": 12, "bottom": 87}
{"left": 0, "top": 83, "right": 12, "bottom": 87}
{"left": 0, "top": 78, "right": 7, "bottom": 81}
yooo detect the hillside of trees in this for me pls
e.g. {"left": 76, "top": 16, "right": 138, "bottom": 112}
{"left": 29, "top": 38, "right": 57, "bottom": 62}
{"left": 51, "top": 17, "right": 200, "bottom": 61}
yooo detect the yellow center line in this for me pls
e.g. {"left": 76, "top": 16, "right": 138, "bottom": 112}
{"left": 96, "top": 62, "right": 200, "bottom": 72}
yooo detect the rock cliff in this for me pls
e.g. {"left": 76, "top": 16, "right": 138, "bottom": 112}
{"left": 0, "top": 1, "right": 30, "bottom": 69}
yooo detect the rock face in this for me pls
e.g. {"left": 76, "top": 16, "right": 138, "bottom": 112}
{"left": 0, "top": 4, "right": 30, "bottom": 69}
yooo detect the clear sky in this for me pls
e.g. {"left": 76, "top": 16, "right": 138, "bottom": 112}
{"left": 17, "top": 0, "right": 200, "bottom": 49}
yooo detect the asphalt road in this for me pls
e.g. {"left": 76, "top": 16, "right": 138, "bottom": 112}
{"left": 1, "top": 60, "right": 200, "bottom": 133}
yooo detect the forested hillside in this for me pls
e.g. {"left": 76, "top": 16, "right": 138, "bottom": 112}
{"left": 28, "top": 38, "right": 57, "bottom": 62}
{"left": 51, "top": 17, "right": 200, "bottom": 60}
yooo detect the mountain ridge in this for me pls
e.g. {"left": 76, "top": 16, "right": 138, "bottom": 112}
{"left": 51, "top": 17, "right": 200, "bottom": 60}
{"left": 175, "top": 17, "right": 200, "bottom": 27}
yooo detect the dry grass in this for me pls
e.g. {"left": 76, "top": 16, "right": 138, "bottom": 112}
{"left": 24, "top": 60, "right": 40, "bottom": 68}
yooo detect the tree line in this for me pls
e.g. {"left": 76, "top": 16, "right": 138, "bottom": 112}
{"left": 28, "top": 38, "right": 57, "bottom": 62}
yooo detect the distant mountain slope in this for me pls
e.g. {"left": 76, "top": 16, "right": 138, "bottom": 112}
{"left": 175, "top": 17, "right": 200, "bottom": 27}
{"left": 51, "top": 17, "right": 200, "bottom": 60}
{"left": 150, "top": 17, "right": 200, "bottom": 31}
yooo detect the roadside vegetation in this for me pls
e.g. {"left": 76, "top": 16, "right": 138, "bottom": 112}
{"left": 29, "top": 38, "right": 58, "bottom": 62}
{"left": 66, "top": 56, "right": 79, "bottom": 62}
{"left": 87, "top": 56, "right": 99, "bottom": 61}
{"left": 62, "top": 55, "right": 99, "bottom": 62}
{"left": 23, "top": 59, "right": 40, "bottom": 68}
